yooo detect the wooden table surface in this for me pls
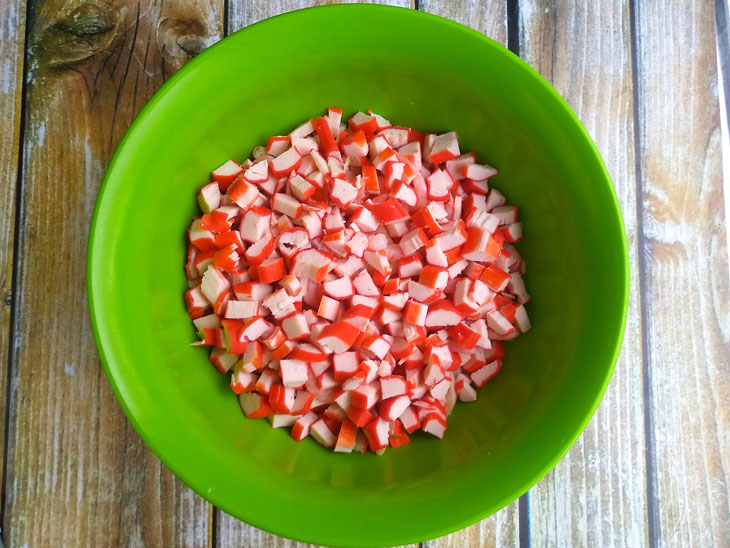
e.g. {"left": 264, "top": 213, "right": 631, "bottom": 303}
{"left": 1, "top": 0, "right": 728, "bottom": 546}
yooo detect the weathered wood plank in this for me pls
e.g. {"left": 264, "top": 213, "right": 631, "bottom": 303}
{"left": 417, "top": 2, "right": 517, "bottom": 547}
{"left": 518, "top": 2, "right": 649, "bottom": 546}
{"left": 217, "top": 510, "right": 421, "bottom": 548}
{"left": 422, "top": 515, "right": 519, "bottom": 548}
{"left": 635, "top": 0, "right": 730, "bottom": 545}
{"left": 420, "top": 0, "right": 506, "bottom": 46}
{"left": 3, "top": 1, "right": 222, "bottom": 546}
{"left": 0, "top": 0, "right": 26, "bottom": 523}
{"left": 227, "top": 0, "right": 413, "bottom": 34}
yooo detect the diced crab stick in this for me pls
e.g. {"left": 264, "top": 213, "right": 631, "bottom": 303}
{"left": 341, "top": 304, "right": 375, "bottom": 330}
{"left": 332, "top": 352, "right": 359, "bottom": 383}
{"left": 323, "top": 277, "right": 355, "bottom": 300}
{"left": 272, "top": 339, "right": 296, "bottom": 360}
{"left": 270, "top": 147, "right": 302, "bottom": 177}
{"left": 277, "top": 227, "right": 310, "bottom": 259}
{"left": 485, "top": 188, "right": 507, "bottom": 211}
{"left": 280, "top": 359, "right": 309, "bottom": 388}
{"left": 257, "top": 257, "right": 285, "bottom": 283}
{"left": 244, "top": 160, "right": 269, "bottom": 183}
{"left": 235, "top": 282, "right": 273, "bottom": 302}
{"left": 421, "top": 413, "right": 447, "bottom": 438}
{"left": 334, "top": 419, "right": 358, "bottom": 453}
{"left": 365, "top": 417, "right": 390, "bottom": 451}
{"left": 480, "top": 264, "right": 511, "bottom": 292}
{"left": 317, "top": 295, "right": 341, "bottom": 321}
{"left": 350, "top": 206, "right": 380, "bottom": 232}
{"left": 212, "top": 160, "right": 243, "bottom": 189}
{"left": 419, "top": 265, "right": 449, "bottom": 290}
{"left": 366, "top": 197, "right": 410, "bottom": 225}
{"left": 361, "top": 164, "right": 380, "bottom": 193}
{"left": 486, "top": 309, "right": 515, "bottom": 336}
{"left": 330, "top": 179, "right": 359, "bottom": 208}
{"left": 269, "top": 385, "right": 297, "bottom": 414}
{"left": 240, "top": 206, "right": 271, "bottom": 243}
{"left": 227, "top": 178, "right": 261, "bottom": 210}
{"left": 380, "top": 394, "right": 411, "bottom": 421}
{"left": 425, "top": 300, "right": 464, "bottom": 327}
{"left": 341, "top": 130, "right": 369, "bottom": 162}
{"left": 271, "top": 193, "right": 302, "bottom": 218}
{"left": 464, "top": 163, "right": 498, "bottom": 181}
{"left": 435, "top": 220, "right": 468, "bottom": 251}
{"left": 426, "top": 169, "right": 454, "bottom": 201}
{"left": 316, "top": 321, "right": 361, "bottom": 353}
{"left": 281, "top": 313, "right": 311, "bottom": 341}
{"left": 239, "top": 392, "right": 272, "bottom": 418}
{"left": 225, "top": 300, "right": 260, "bottom": 319}
{"left": 491, "top": 205, "right": 518, "bottom": 225}
{"left": 309, "top": 419, "right": 337, "bottom": 447}
{"left": 399, "top": 227, "right": 428, "bottom": 256}
{"left": 445, "top": 153, "right": 475, "bottom": 181}
{"left": 200, "top": 266, "right": 231, "bottom": 305}
{"left": 197, "top": 182, "right": 221, "bottom": 214}
{"left": 358, "top": 252, "right": 388, "bottom": 279}
{"left": 185, "top": 284, "right": 209, "bottom": 319}
{"left": 407, "top": 280, "right": 443, "bottom": 303}
{"left": 322, "top": 231, "right": 347, "bottom": 257}
{"left": 356, "top": 333, "right": 391, "bottom": 359}
{"left": 243, "top": 231, "right": 274, "bottom": 266}
{"left": 290, "top": 119, "right": 315, "bottom": 139}
{"left": 411, "top": 207, "right": 443, "bottom": 235}
{"left": 186, "top": 108, "right": 529, "bottom": 454}
{"left": 446, "top": 323, "right": 481, "bottom": 350}
{"left": 314, "top": 116, "right": 341, "bottom": 160}
{"left": 381, "top": 292, "right": 408, "bottom": 311}
{"left": 289, "top": 174, "right": 316, "bottom": 201}
{"left": 500, "top": 222, "right": 523, "bottom": 243}
{"left": 266, "top": 136, "right": 290, "bottom": 156}
{"left": 367, "top": 136, "right": 390, "bottom": 161}
{"left": 514, "top": 304, "right": 532, "bottom": 332}
{"left": 348, "top": 111, "right": 378, "bottom": 133}
{"left": 427, "top": 131, "right": 460, "bottom": 164}
{"left": 380, "top": 375, "right": 408, "bottom": 399}
{"left": 291, "top": 411, "right": 318, "bottom": 441}
{"left": 326, "top": 107, "right": 342, "bottom": 136}
{"left": 289, "top": 343, "right": 328, "bottom": 362}
{"left": 471, "top": 360, "right": 502, "bottom": 388}
{"left": 403, "top": 300, "right": 428, "bottom": 326}
{"left": 240, "top": 316, "right": 274, "bottom": 341}
{"left": 199, "top": 210, "right": 233, "bottom": 234}
{"left": 213, "top": 244, "right": 239, "bottom": 272}
{"left": 292, "top": 249, "right": 333, "bottom": 283}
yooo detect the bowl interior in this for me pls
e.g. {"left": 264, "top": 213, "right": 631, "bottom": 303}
{"left": 89, "top": 6, "right": 628, "bottom": 547}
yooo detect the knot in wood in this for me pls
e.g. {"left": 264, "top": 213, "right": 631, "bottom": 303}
{"left": 34, "top": 3, "right": 124, "bottom": 69}
{"left": 157, "top": 17, "right": 207, "bottom": 61}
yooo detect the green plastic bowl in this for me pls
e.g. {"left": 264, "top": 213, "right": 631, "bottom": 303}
{"left": 88, "top": 5, "right": 628, "bottom": 547}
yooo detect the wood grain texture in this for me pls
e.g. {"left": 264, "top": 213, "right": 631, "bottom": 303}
{"left": 635, "top": 0, "right": 730, "bottom": 545}
{"left": 0, "top": 0, "right": 26, "bottom": 520}
{"left": 226, "top": 0, "right": 413, "bottom": 34}
{"left": 419, "top": 0, "right": 506, "bottom": 46}
{"left": 422, "top": 514, "right": 519, "bottom": 548}
{"left": 3, "top": 1, "right": 222, "bottom": 546}
{"left": 417, "top": 2, "right": 517, "bottom": 547}
{"left": 518, "top": 2, "right": 649, "bottom": 546}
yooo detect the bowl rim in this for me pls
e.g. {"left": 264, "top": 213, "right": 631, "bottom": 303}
{"left": 87, "top": 4, "right": 630, "bottom": 546}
